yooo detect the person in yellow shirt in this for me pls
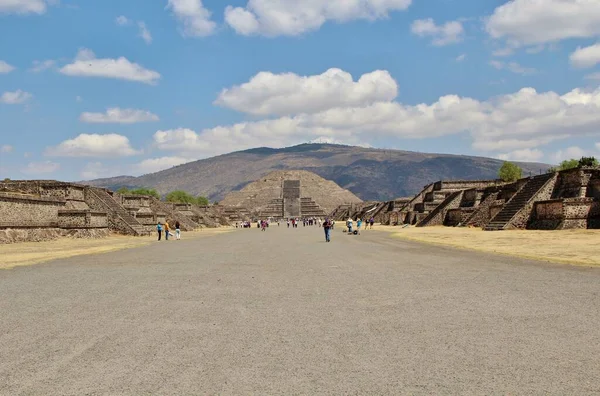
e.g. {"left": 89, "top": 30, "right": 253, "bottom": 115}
{"left": 164, "top": 221, "right": 170, "bottom": 240}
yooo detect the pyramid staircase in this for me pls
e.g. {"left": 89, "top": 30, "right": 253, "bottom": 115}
{"left": 416, "top": 190, "right": 464, "bottom": 227}
{"left": 484, "top": 173, "right": 556, "bottom": 231}
{"left": 87, "top": 188, "right": 149, "bottom": 236}
{"left": 300, "top": 197, "right": 326, "bottom": 217}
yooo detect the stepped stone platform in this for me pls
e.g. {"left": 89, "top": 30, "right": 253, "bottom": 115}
{"left": 221, "top": 170, "right": 361, "bottom": 219}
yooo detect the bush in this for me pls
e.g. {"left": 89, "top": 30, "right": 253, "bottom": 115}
{"left": 579, "top": 156, "right": 599, "bottom": 167}
{"left": 498, "top": 161, "right": 522, "bottom": 182}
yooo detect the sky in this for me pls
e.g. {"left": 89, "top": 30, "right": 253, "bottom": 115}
{"left": 1, "top": 0, "right": 600, "bottom": 181}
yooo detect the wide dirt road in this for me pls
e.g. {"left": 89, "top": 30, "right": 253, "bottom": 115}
{"left": 1, "top": 226, "right": 599, "bottom": 395}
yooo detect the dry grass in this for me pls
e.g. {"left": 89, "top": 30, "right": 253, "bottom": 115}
{"left": 0, "top": 228, "right": 233, "bottom": 270}
{"left": 374, "top": 225, "right": 600, "bottom": 267}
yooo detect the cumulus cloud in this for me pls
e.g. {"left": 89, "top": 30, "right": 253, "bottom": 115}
{"left": 29, "top": 59, "right": 56, "bottom": 73}
{"left": 0, "top": 0, "right": 50, "bottom": 14}
{"left": 215, "top": 68, "right": 398, "bottom": 116}
{"left": 45, "top": 133, "right": 140, "bottom": 158}
{"left": 551, "top": 146, "right": 589, "bottom": 163}
{"left": 0, "top": 60, "right": 15, "bottom": 73}
{"left": 1, "top": 144, "right": 14, "bottom": 153}
{"left": 486, "top": 0, "right": 600, "bottom": 46}
{"left": 497, "top": 148, "right": 544, "bottom": 162}
{"left": 155, "top": 80, "right": 600, "bottom": 159}
{"left": 138, "top": 21, "right": 152, "bottom": 44}
{"left": 22, "top": 161, "right": 60, "bottom": 175}
{"left": 570, "top": 42, "right": 600, "bottom": 69}
{"left": 79, "top": 108, "right": 159, "bottom": 124}
{"left": 225, "top": 0, "right": 412, "bottom": 37}
{"left": 489, "top": 60, "right": 536, "bottom": 75}
{"left": 59, "top": 48, "right": 161, "bottom": 85}
{"left": 167, "top": 0, "right": 216, "bottom": 37}
{"left": 134, "top": 156, "right": 193, "bottom": 174}
{"left": 1, "top": 90, "right": 33, "bottom": 104}
{"left": 410, "top": 18, "right": 464, "bottom": 46}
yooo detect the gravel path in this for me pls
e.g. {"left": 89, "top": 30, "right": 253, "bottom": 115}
{"left": 1, "top": 226, "right": 599, "bottom": 395}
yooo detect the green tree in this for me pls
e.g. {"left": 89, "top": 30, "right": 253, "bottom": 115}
{"left": 130, "top": 188, "right": 160, "bottom": 199}
{"left": 117, "top": 187, "right": 130, "bottom": 194}
{"left": 196, "top": 196, "right": 209, "bottom": 206}
{"left": 498, "top": 161, "right": 522, "bottom": 182}
{"left": 579, "top": 156, "right": 599, "bottom": 167}
{"left": 557, "top": 159, "right": 579, "bottom": 171}
{"left": 165, "top": 190, "right": 197, "bottom": 204}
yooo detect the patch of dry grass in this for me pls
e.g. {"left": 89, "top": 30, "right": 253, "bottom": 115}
{"left": 0, "top": 228, "right": 233, "bottom": 270}
{"left": 374, "top": 226, "right": 600, "bottom": 267}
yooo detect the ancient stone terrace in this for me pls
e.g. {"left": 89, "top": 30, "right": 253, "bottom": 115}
{"left": 0, "top": 181, "right": 110, "bottom": 243}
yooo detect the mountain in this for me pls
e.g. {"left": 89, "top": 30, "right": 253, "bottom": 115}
{"left": 84, "top": 144, "right": 551, "bottom": 201}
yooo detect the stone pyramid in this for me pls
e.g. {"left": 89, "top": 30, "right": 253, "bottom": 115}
{"left": 220, "top": 170, "right": 362, "bottom": 216}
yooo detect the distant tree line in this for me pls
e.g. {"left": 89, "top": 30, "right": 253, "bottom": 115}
{"left": 498, "top": 156, "right": 598, "bottom": 183}
{"left": 117, "top": 187, "right": 209, "bottom": 205}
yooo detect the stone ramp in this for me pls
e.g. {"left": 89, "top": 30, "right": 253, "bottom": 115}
{"left": 485, "top": 173, "right": 557, "bottom": 231}
{"left": 86, "top": 188, "right": 148, "bottom": 236}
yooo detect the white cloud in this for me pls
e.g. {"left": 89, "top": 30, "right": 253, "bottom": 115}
{"left": 29, "top": 59, "right": 56, "bottom": 73}
{"left": 215, "top": 68, "right": 398, "bottom": 116}
{"left": 134, "top": 156, "right": 193, "bottom": 174}
{"left": 492, "top": 47, "right": 513, "bottom": 57}
{"left": 488, "top": 60, "right": 536, "bottom": 75}
{"left": 167, "top": 0, "right": 216, "bottom": 37}
{"left": 156, "top": 82, "right": 600, "bottom": 157}
{"left": 45, "top": 133, "right": 140, "bottom": 158}
{"left": 0, "top": 0, "right": 49, "bottom": 14}
{"left": 138, "top": 21, "right": 152, "bottom": 44}
{"left": 59, "top": 48, "right": 161, "bottom": 85}
{"left": 486, "top": 0, "right": 600, "bottom": 46}
{"left": 455, "top": 54, "right": 466, "bottom": 62}
{"left": 79, "top": 108, "right": 159, "bottom": 124}
{"left": 586, "top": 72, "right": 600, "bottom": 81}
{"left": 115, "top": 15, "right": 130, "bottom": 26}
{"left": 497, "top": 148, "right": 544, "bottom": 162}
{"left": 22, "top": 161, "right": 60, "bottom": 175}
{"left": 0, "top": 60, "right": 15, "bottom": 73}
{"left": 225, "top": 0, "right": 412, "bottom": 37}
{"left": 570, "top": 42, "right": 600, "bottom": 69}
{"left": 1, "top": 90, "right": 33, "bottom": 104}
{"left": 410, "top": 18, "right": 464, "bottom": 46}
{"left": 551, "top": 146, "right": 589, "bottom": 163}
{"left": 1, "top": 144, "right": 14, "bottom": 153}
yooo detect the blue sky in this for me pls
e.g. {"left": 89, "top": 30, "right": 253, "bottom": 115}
{"left": 1, "top": 0, "right": 600, "bottom": 181}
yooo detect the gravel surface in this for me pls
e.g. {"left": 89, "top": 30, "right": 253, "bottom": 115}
{"left": 1, "top": 226, "right": 599, "bottom": 395}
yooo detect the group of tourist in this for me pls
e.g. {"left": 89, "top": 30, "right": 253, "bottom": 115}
{"left": 156, "top": 220, "right": 181, "bottom": 241}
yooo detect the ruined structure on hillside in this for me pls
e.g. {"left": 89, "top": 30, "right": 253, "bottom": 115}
{"left": 0, "top": 180, "right": 233, "bottom": 244}
{"left": 220, "top": 170, "right": 362, "bottom": 219}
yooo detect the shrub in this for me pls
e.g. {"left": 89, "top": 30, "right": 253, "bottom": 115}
{"left": 498, "top": 161, "right": 522, "bottom": 182}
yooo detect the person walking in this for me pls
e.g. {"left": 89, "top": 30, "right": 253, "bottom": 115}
{"left": 164, "top": 221, "right": 170, "bottom": 240}
{"left": 157, "top": 222, "right": 162, "bottom": 241}
{"left": 175, "top": 221, "right": 181, "bottom": 240}
{"left": 357, "top": 218, "right": 362, "bottom": 234}
{"left": 323, "top": 218, "right": 332, "bottom": 242}
{"left": 369, "top": 217, "right": 375, "bottom": 229}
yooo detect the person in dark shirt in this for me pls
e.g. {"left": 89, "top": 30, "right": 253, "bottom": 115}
{"left": 323, "top": 218, "right": 332, "bottom": 242}
{"left": 175, "top": 221, "right": 181, "bottom": 240}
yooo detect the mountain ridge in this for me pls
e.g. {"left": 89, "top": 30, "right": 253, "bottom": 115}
{"left": 84, "top": 144, "right": 551, "bottom": 201}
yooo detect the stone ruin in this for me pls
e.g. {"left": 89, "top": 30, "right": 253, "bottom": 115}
{"left": 220, "top": 170, "right": 362, "bottom": 219}
{"left": 332, "top": 166, "right": 600, "bottom": 230}
{"left": 0, "top": 180, "right": 244, "bottom": 244}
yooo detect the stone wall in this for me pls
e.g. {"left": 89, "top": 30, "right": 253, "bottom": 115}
{"left": 283, "top": 180, "right": 301, "bottom": 218}
{"left": 530, "top": 198, "right": 600, "bottom": 229}
{"left": 0, "top": 193, "right": 65, "bottom": 228}
{"left": 58, "top": 210, "right": 109, "bottom": 229}
{"left": 434, "top": 180, "right": 503, "bottom": 191}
